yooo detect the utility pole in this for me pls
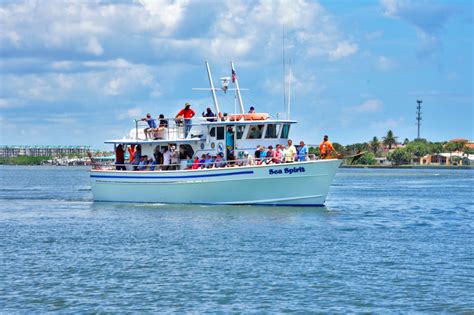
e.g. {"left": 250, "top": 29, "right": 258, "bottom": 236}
{"left": 416, "top": 100, "right": 422, "bottom": 140}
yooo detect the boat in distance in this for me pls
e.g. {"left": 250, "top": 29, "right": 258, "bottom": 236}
{"left": 90, "top": 62, "right": 343, "bottom": 206}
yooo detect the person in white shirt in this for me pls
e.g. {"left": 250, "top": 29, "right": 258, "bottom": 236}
{"left": 162, "top": 147, "right": 172, "bottom": 170}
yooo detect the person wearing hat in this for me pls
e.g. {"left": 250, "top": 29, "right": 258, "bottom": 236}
{"left": 176, "top": 103, "right": 195, "bottom": 137}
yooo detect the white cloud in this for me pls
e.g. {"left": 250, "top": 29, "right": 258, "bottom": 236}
{"left": 329, "top": 41, "right": 358, "bottom": 60}
{"left": 84, "top": 37, "right": 104, "bottom": 55}
{"left": 376, "top": 56, "right": 394, "bottom": 71}
{"left": 117, "top": 107, "right": 143, "bottom": 120}
{"left": 351, "top": 99, "right": 383, "bottom": 113}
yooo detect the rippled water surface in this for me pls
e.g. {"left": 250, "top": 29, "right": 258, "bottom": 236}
{"left": 1, "top": 166, "right": 473, "bottom": 312}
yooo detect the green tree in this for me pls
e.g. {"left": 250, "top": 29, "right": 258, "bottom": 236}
{"left": 369, "top": 136, "right": 381, "bottom": 155}
{"left": 403, "top": 138, "right": 410, "bottom": 145}
{"left": 388, "top": 148, "right": 411, "bottom": 165}
{"left": 356, "top": 152, "right": 377, "bottom": 165}
{"left": 383, "top": 130, "right": 398, "bottom": 150}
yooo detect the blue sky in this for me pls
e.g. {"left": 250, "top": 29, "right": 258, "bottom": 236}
{"left": 0, "top": 0, "right": 472, "bottom": 149}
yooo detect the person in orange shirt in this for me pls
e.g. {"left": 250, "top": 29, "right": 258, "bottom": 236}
{"left": 176, "top": 103, "right": 195, "bottom": 138}
{"left": 319, "top": 135, "right": 337, "bottom": 159}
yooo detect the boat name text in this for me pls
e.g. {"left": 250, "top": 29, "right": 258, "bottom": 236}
{"left": 268, "top": 166, "right": 306, "bottom": 175}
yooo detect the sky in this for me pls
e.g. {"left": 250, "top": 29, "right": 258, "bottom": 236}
{"left": 0, "top": 0, "right": 472, "bottom": 149}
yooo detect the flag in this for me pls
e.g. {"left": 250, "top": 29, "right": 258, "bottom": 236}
{"left": 231, "top": 69, "right": 236, "bottom": 83}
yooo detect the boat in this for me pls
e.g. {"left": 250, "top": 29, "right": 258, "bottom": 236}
{"left": 90, "top": 62, "right": 343, "bottom": 206}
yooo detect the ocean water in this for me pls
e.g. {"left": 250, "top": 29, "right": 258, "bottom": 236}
{"left": 0, "top": 166, "right": 473, "bottom": 313}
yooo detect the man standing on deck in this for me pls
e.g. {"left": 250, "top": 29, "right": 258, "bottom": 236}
{"left": 115, "top": 144, "right": 125, "bottom": 170}
{"left": 298, "top": 141, "right": 309, "bottom": 161}
{"left": 319, "top": 135, "right": 337, "bottom": 159}
{"left": 176, "top": 103, "right": 195, "bottom": 138}
{"left": 285, "top": 139, "right": 297, "bottom": 163}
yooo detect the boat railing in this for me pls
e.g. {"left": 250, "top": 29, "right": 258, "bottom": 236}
{"left": 134, "top": 117, "right": 211, "bottom": 140}
{"left": 91, "top": 154, "right": 321, "bottom": 171}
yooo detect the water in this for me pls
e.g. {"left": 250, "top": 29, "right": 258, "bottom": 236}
{"left": 1, "top": 166, "right": 473, "bottom": 312}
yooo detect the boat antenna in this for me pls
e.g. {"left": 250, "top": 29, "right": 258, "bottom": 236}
{"left": 231, "top": 61, "right": 245, "bottom": 114}
{"left": 282, "top": 16, "right": 287, "bottom": 117}
{"left": 205, "top": 61, "right": 221, "bottom": 115}
{"left": 287, "top": 59, "right": 291, "bottom": 119}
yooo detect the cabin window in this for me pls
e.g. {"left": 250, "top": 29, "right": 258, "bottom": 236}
{"left": 247, "top": 124, "right": 264, "bottom": 139}
{"left": 210, "top": 127, "right": 216, "bottom": 137}
{"left": 265, "top": 124, "right": 280, "bottom": 139}
{"left": 216, "top": 126, "right": 225, "bottom": 140}
{"left": 236, "top": 125, "right": 245, "bottom": 139}
{"left": 281, "top": 124, "right": 290, "bottom": 139}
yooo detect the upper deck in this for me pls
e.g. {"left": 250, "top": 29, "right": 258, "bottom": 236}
{"left": 105, "top": 116, "right": 298, "bottom": 145}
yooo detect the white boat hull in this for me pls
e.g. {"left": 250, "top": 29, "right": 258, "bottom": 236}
{"left": 90, "top": 159, "right": 342, "bottom": 206}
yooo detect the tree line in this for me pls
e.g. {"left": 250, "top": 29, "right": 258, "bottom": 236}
{"left": 309, "top": 130, "right": 473, "bottom": 166}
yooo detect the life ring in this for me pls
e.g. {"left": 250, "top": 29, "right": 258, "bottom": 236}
{"left": 228, "top": 113, "right": 269, "bottom": 121}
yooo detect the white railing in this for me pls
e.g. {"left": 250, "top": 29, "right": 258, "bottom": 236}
{"left": 91, "top": 154, "right": 320, "bottom": 171}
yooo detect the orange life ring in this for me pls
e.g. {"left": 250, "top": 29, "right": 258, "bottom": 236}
{"left": 228, "top": 113, "right": 269, "bottom": 121}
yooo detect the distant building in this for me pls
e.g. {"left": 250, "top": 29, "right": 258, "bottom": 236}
{"left": 420, "top": 152, "right": 473, "bottom": 166}
{"left": 0, "top": 145, "right": 90, "bottom": 158}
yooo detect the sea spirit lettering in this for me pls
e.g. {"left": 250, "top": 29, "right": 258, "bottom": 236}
{"left": 268, "top": 166, "right": 306, "bottom": 175}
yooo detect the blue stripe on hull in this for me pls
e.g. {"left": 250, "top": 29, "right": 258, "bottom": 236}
{"left": 90, "top": 170, "right": 253, "bottom": 179}
{"left": 92, "top": 199, "right": 324, "bottom": 207}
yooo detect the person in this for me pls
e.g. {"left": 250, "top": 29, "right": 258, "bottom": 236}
{"left": 285, "top": 139, "right": 297, "bottom": 163}
{"left": 202, "top": 107, "right": 216, "bottom": 121}
{"left": 255, "top": 145, "right": 261, "bottom": 160}
{"left": 205, "top": 153, "right": 214, "bottom": 168}
{"left": 248, "top": 106, "right": 256, "bottom": 113}
{"left": 141, "top": 113, "right": 157, "bottom": 140}
{"left": 266, "top": 145, "right": 274, "bottom": 164}
{"left": 162, "top": 147, "right": 171, "bottom": 170}
{"left": 199, "top": 154, "right": 206, "bottom": 169}
{"left": 128, "top": 144, "right": 136, "bottom": 163}
{"left": 132, "top": 145, "right": 141, "bottom": 170}
{"left": 226, "top": 126, "right": 234, "bottom": 156}
{"left": 274, "top": 144, "right": 282, "bottom": 164}
{"left": 176, "top": 103, "right": 195, "bottom": 137}
{"left": 185, "top": 155, "right": 193, "bottom": 169}
{"left": 153, "top": 146, "right": 163, "bottom": 170}
{"left": 215, "top": 153, "right": 226, "bottom": 168}
{"left": 244, "top": 151, "right": 254, "bottom": 166}
{"left": 298, "top": 141, "right": 309, "bottom": 161}
{"left": 257, "top": 146, "right": 266, "bottom": 165}
{"left": 170, "top": 145, "right": 179, "bottom": 170}
{"left": 138, "top": 156, "right": 148, "bottom": 170}
{"left": 319, "top": 135, "right": 337, "bottom": 159}
{"left": 192, "top": 156, "right": 200, "bottom": 169}
{"left": 248, "top": 126, "right": 260, "bottom": 139}
{"left": 279, "top": 144, "right": 286, "bottom": 163}
{"left": 115, "top": 144, "right": 126, "bottom": 170}
{"left": 158, "top": 114, "right": 168, "bottom": 128}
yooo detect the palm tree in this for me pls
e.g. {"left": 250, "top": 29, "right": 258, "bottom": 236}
{"left": 403, "top": 138, "right": 410, "bottom": 145}
{"left": 370, "top": 136, "right": 380, "bottom": 155}
{"left": 383, "top": 130, "right": 398, "bottom": 150}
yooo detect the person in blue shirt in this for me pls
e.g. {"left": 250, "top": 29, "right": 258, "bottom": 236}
{"left": 226, "top": 126, "right": 234, "bottom": 155}
{"left": 298, "top": 141, "right": 309, "bottom": 161}
{"left": 205, "top": 153, "right": 214, "bottom": 168}
{"left": 141, "top": 113, "right": 157, "bottom": 140}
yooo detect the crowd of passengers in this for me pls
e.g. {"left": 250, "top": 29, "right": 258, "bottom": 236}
{"left": 113, "top": 139, "right": 310, "bottom": 171}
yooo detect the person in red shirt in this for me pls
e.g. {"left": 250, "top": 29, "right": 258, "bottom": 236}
{"left": 115, "top": 144, "right": 125, "bottom": 170}
{"left": 176, "top": 103, "right": 195, "bottom": 138}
